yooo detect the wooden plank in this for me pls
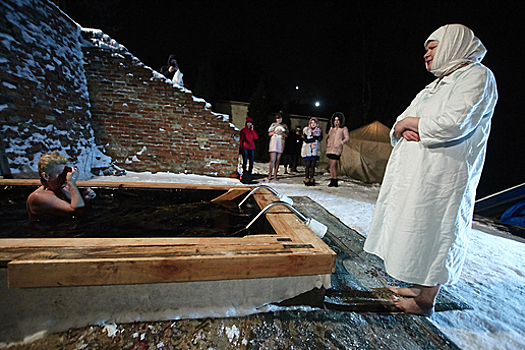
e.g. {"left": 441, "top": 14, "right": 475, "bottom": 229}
{"left": 8, "top": 252, "right": 335, "bottom": 288}
{"left": 0, "top": 179, "right": 252, "bottom": 191}
{"left": 0, "top": 235, "right": 282, "bottom": 249}
{"left": 2, "top": 242, "right": 297, "bottom": 260}
{"left": 211, "top": 187, "right": 252, "bottom": 202}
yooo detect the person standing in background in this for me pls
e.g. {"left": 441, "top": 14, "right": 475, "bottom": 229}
{"left": 325, "top": 112, "right": 349, "bottom": 187}
{"left": 160, "top": 54, "right": 184, "bottom": 87}
{"left": 301, "top": 117, "right": 323, "bottom": 186}
{"left": 283, "top": 125, "right": 302, "bottom": 174}
{"left": 239, "top": 117, "right": 258, "bottom": 179}
{"left": 266, "top": 113, "right": 288, "bottom": 182}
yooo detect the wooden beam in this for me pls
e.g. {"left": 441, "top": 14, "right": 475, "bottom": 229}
{"left": 0, "top": 179, "right": 253, "bottom": 191}
{"left": 211, "top": 187, "right": 251, "bottom": 202}
{"left": 7, "top": 250, "right": 334, "bottom": 288}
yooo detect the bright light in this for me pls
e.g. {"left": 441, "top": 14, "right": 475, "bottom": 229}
{"left": 315, "top": 101, "right": 320, "bottom": 107}
{"left": 295, "top": 86, "right": 299, "bottom": 90}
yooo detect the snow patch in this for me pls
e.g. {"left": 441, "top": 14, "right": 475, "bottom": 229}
{"left": 2, "top": 82, "right": 16, "bottom": 89}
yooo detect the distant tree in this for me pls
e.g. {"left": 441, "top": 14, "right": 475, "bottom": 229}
{"left": 248, "top": 81, "right": 270, "bottom": 162}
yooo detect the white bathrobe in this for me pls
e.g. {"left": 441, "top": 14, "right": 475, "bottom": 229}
{"left": 364, "top": 28, "right": 498, "bottom": 286}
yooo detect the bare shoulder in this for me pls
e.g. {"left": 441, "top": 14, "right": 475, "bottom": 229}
{"left": 27, "top": 187, "right": 47, "bottom": 202}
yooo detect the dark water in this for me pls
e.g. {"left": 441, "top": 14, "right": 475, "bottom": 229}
{"left": 0, "top": 186, "right": 273, "bottom": 238}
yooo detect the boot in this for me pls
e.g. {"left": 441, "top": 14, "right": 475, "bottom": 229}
{"left": 309, "top": 177, "right": 315, "bottom": 186}
{"left": 304, "top": 177, "right": 310, "bottom": 186}
{"left": 328, "top": 179, "right": 339, "bottom": 187}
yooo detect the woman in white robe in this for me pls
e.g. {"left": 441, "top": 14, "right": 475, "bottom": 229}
{"left": 363, "top": 24, "right": 498, "bottom": 316}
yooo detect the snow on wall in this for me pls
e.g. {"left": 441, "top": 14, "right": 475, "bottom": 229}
{"left": 0, "top": 0, "right": 109, "bottom": 179}
{"left": 0, "top": 0, "right": 238, "bottom": 178}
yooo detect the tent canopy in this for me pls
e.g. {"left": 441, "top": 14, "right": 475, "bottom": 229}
{"left": 339, "top": 121, "right": 393, "bottom": 183}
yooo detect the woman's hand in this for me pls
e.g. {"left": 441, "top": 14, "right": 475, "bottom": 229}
{"left": 394, "top": 117, "right": 420, "bottom": 139}
{"left": 66, "top": 166, "right": 79, "bottom": 185}
{"left": 402, "top": 130, "right": 421, "bottom": 142}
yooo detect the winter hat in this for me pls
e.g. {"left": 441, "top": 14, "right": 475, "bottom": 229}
{"left": 245, "top": 117, "right": 254, "bottom": 124}
{"left": 167, "top": 54, "right": 178, "bottom": 67}
{"left": 309, "top": 117, "right": 319, "bottom": 128}
{"left": 424, "top": 24, "right": 486, "bottom": 78}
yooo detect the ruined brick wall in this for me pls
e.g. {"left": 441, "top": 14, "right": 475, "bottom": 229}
{"left": 0, "top": 0, "right": 98, "bottom": 177}
{"left": 82, "top": 30, "right": 239, "bottom": 176}
{"left": 0, "top": 0, "right": 239, "bottom": 178}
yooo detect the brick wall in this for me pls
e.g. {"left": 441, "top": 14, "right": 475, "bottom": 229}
{"left": 0, "top": 0, "right": 239, "bottom": 178}
{"left": 82, "top": 30, "right": 239, "bottom": 177}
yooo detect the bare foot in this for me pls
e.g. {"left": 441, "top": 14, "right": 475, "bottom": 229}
{"left": 388, "top": 286, "right": 421, "bottom": 297}
{"left": 273, "top": 177, "right": 279, "bottom": 181}
{"left": 392, "top": 295, "right": 434, "bottom": 316}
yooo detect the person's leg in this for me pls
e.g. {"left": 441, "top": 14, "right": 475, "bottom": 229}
{"left": 304, "top": 160, "right": 311, "bottom": 179}
{"left": 304, "top": 159, "right": 311, "bottom": 185}
{"left": 267, "top": 152, "right": 276, "bottom": 180}
{"left": 329, "top": 158, "right": 337, "bottom": 179}
{"left": 286, "top": 154, "right": 293, "bottom": 172}
{"left": 241, "top": 149, "right": 249, "bottom": 174}
{"left": 247, "top": 150, "right": 254, "bottom": 174}
{"left": 283, "top": 154, "right": 289, "bottom": 173}
{"left": 273, "top": 153, "right": 282, "bottom": 180}
{"left": 291, "top": 154, "right": 299, "bottom": 172}
{"left": 391, "top": 284, "right": 440, "bottom": 316}
{"left": 310, "top": 160, "right": 317, "bottom": 178}
{"left": 310, "top": 160, "right": 317, "bottom": 185}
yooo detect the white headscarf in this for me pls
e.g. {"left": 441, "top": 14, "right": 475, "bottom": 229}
{"left": 425, "top": 24, "right": 487, "bottom": 78}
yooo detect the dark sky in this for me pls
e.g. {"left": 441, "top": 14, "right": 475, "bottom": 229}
{"left": 64, "top": 1, "right": 524, "bottom": 197}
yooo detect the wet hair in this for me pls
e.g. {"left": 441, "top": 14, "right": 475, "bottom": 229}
{"left": 38, "top": 152, "right": 68, "bottom": 174}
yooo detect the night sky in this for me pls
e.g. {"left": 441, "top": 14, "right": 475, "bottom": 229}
{"left": 62, "top": 1, "right": 524, "bottom": 197}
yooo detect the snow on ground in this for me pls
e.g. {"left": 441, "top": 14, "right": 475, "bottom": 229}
{"left": 90, "top": 162, "right": 525, "bottom": 350}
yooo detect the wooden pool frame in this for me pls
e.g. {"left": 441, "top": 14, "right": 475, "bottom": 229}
{"left": 0, "top": 179, "right": 336, "bottom": 289}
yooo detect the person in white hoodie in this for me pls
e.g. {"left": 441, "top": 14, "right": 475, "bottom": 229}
{"left": 160, "top": 54, "right": 184, "bottom": 87}
{"left": 364, "top": 24, "right": 498, "bottom": 316}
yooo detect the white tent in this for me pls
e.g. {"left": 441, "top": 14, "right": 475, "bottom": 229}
{"left": 339, "top": 121, "right": 393, "bottom": 183}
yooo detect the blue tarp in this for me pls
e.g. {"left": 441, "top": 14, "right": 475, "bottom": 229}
{"left": 501, "top": 200, "right": 525, "bottom": 228}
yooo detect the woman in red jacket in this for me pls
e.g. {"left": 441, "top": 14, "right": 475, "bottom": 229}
{"left": 239, "top": 117, "right": 258, "bottom": 176}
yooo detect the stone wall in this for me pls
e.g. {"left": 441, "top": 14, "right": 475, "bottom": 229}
{"left": 0, "top": 0, "right": 97, "bottom": 177}
{"left": 0, "top": 0, "right": 239, "bottom": 178}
